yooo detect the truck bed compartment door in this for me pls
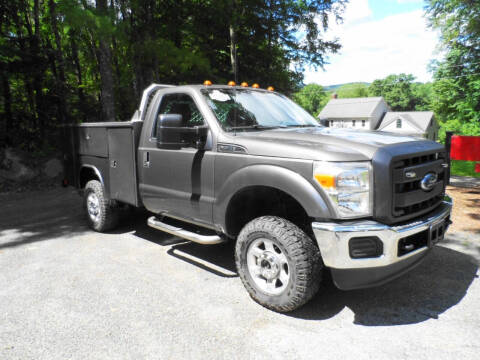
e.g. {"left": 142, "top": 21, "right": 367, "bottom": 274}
{"left": 77, "top": 127, "right": 108, "bottom": 157}
{"left": 108, "top": 128, "right": 139, "bottom": 206}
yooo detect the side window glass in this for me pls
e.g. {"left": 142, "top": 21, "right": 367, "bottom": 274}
{"left": 152, "top": 94, "right": 205, "bottom": 137}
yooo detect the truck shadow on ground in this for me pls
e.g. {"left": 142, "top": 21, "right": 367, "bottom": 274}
{"left": 113, "top": 209, "right": 238, "bottom": 277}
{"left": 117, "top": 209, "right": 479, "bottom": 326}
{"left": 291, "top": 245, "right": 478, "bottom": 325}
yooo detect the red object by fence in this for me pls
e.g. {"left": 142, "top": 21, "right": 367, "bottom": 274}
{"left": 450, "top": 135, "right": 480, "bottom": 161}
{"left": 475, "top": 163, "right": 480, "bottom": 173}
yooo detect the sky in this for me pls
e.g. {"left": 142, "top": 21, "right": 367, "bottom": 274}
{"left": 303, "top": 0, "right": 440, "bottom": 86}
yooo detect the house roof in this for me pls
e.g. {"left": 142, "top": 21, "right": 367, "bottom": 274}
{"left": 378, "top": 111, "right": 434, "bottom": 132}
{"left": 318, "top": 97, "right": 387, "bottom": 120}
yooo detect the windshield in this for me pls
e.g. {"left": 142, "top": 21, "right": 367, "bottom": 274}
{"left": 201, "top": 88, "right": 320, "bottom": 131}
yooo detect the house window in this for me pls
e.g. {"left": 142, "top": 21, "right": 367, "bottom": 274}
{"left": 397, "top": 119, "right": 402, "bottom": 128}
{"left": 362, "top": 120, "right": 365, "bottom": 127}
{"left": 352, "top": 120, "right": 356, "bottom": 127}
{"left": 330, "top": 120, "right": 333, "bottom": 127}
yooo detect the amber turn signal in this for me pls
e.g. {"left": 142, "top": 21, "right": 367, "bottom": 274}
{"left": 267, "top": 86, "right": 274, "bottom": 91}
{"left": 252, "top": 83, "right": 260, "bottom": 88}
{"left": 203, "top": 80, "right": 212, "bottom": 86}
{"left": 228, "top": 81, "right": 236, "bottom": 86}
{"left": 314, "top": 174, "right": 335, "bottom": 188}
{"left": 241, "top": 82, "right": 249, "bottom": 87}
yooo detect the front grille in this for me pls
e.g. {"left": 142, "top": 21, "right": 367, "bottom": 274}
{"left": 392, "top": 153, "right": 439, "bottom": 168}
{"left": 394, "top": 194, "right": 443, "bottom": 217}
{"left": 392, "top": 151, "right": 446, "bottom": 220}
{"left": 372, "top": 141, "right": 447, "bottom": 225}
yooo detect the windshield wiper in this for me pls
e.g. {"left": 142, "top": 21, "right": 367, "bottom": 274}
{"left": 285, "top": 124, "right": 319, "bottom": 128}
{"left": 227, "top": 124, "right": 286, "bottom": 131}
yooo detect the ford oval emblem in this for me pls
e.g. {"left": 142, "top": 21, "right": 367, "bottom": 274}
{"left": 420, "top": 172, "right": 438, "bottom": 191}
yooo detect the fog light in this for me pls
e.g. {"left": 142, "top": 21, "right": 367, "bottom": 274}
{"left": 349, "top": 237, "right": 383, "bottom": 259}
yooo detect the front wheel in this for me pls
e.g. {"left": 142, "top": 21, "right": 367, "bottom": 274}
{"left": 235, "top": 216, "right": 323, "bottom": 312}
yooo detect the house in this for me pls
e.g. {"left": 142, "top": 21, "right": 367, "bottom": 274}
{"left": 377, "top": 111, "right": 438, "bottom": 141}
{"left": 318, "top": 95, "right": 439, "bottom": 140}
{"left": 317, "top": 96, "right": 389, "bottom": 130}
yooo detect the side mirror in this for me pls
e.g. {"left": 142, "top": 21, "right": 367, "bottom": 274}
{"left": 156, "top": 114, "right": 183, "bottom": 149}
{"left": 156, "top": 114, "right": 210, "bottom": 150}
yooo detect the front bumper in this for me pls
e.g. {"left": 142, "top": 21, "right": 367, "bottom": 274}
{"left": 312, "top": 196, "right": 452, "bottom": 290}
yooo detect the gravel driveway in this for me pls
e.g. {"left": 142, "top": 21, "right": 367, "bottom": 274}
{"left": 1, "top": 188, "right": 479, "bottom": 359}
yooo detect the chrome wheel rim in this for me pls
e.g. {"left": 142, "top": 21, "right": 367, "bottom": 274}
{"left": 86, "top": 193, "right": 100, "bottom": 222}
{"left": 246, "top": 238, "right": 290, "bottom": 295}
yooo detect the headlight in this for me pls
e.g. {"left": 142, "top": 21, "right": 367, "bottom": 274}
{"left": 313, "top": 161, "right": 372, "bottom": 218}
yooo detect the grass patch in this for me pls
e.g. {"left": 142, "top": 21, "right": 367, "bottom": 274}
{"left": 450, "top": 160, "right": 480, "bottom": 178}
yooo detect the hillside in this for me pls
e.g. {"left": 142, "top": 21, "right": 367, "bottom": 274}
{"left": 323, "top": 82, "right": 370, "bottom": 92}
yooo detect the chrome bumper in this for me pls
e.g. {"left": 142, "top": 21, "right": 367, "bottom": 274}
{"left": 312, "top": 196, "right": 453, "bottom": 270}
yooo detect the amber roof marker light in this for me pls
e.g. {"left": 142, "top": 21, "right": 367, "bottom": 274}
{"left": 252, "top": 83, "right": 260, "bottom": 88}
{"left": 228, "top": 81, "right": 236, "bottom": 86}
{"left": 241, "top": 82, "right": 249, "bottom": 87}
{"left": 267, "top": 86, "right": 274, "bottom": 91}
{"left": 203, "top": 80, "right": 212, "bottom": 86}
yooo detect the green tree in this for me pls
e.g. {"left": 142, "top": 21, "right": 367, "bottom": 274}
{"left": 411, "top": 82, "right": 434, "bottom": 111}
{"left": 293, "top": 84, "right": 328, "bottom": 116}
{"left": 368, "top": 74, "right": 422, "bottom": 111}
{"left": 426, "top": 0, "right": 480, "bottom": 140}
{"left": 0, "top": 0, "right": 347, "bottom": 151}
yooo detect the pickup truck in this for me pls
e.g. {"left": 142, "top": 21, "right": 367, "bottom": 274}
{"left": 66, "top": 82, "right": 453, "bottom": 312}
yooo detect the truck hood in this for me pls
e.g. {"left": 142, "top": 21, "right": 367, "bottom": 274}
{"left": 221, "top": 127, "right": 423, "bottom": 161}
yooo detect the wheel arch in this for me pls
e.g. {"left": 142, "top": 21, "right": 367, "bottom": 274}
{"left": 215, "top": 164, "right": 332, "bottom": 237}
{"left": 79, "top": 165, "right": 104, "bottom": 189}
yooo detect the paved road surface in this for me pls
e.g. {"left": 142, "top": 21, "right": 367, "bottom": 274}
{"left": 0, "top": 188, "right": 479, "bottom": 359}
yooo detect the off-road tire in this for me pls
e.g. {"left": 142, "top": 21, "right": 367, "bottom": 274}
{"left": 84, "top": 180, "right": 119, "bottom": 232}
{"left": 235, "top": 216, "right": 323, "bottom": 312}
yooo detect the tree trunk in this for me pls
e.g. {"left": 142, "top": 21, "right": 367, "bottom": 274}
{"left": 70, "top": 32, "right": 86, "bottom": 121}
{"left": 23, "top": 0, "right": 44, "bottom": 136}
{"left": 49, "top": 0, "right": 68, "bottom": 126}
{"left": 229, "top": 0, "right": 240, "bottom": 82}
{"left": 1, "top": 71, "right": 13, "bottom": 146}
{"left": 96, "top": 0, "right": 116, "bottom": 121}
{"left": 230, "top": 24, "right": 237, "bottom": 82}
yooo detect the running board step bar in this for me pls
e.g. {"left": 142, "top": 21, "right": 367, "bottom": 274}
{"left": 147, "top": 216, "right": 224, "bottom": 245}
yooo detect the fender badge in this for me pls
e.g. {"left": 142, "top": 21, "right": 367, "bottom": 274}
{"left": 405, "top": 171, "right": 416, "bottom": 178}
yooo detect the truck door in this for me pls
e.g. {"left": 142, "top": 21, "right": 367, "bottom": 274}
{"left": 139, "top": 93, "right": 214, "bottom": 225}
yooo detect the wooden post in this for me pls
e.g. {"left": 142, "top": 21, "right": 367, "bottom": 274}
{"left": 445, "top": 131, "right": 453, "bottom": 185}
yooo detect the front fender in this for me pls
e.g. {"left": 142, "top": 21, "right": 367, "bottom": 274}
{"left": 214, "top": 164, "right": 333, "bottom": 230}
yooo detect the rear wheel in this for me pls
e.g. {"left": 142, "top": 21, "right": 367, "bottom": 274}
{"left": 235, "top": 216, "right": 323, "bottom": 312}
{"left": 84, "top": 180, "right": 119, "bottom": 232}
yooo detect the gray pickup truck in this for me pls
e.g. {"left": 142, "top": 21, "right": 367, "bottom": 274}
{"left": 67, "top": 83, "right": 452, "bottom": 312}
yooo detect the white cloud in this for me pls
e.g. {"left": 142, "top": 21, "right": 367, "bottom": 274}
{"left": 341, "top": 0, "right": 372, "bottom": 24}
{"left": 304, "top": 1, "right": 439, "bottom": 86}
